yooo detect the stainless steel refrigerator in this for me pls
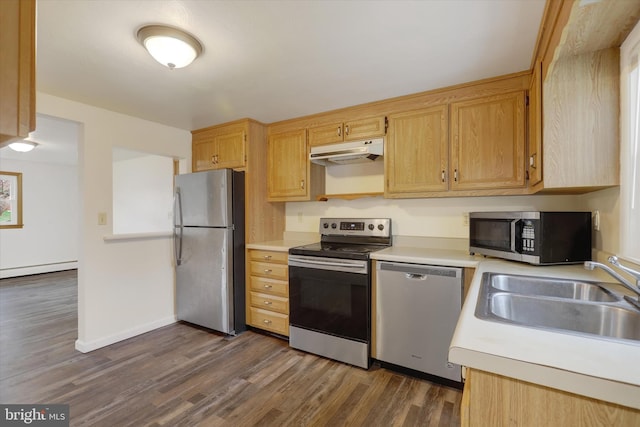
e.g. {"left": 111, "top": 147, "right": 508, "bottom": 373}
{"left": 174, "top": 169, "right": 245, "bottom": 335}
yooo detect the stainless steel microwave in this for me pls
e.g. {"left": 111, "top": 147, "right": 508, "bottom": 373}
{"left": 469, "top": 211, "right": 592, "bottom": 265}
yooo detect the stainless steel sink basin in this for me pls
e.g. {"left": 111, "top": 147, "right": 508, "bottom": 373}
{"left": 475, "top": 272, "right": 640, "bottom": 343}
{"left": 488, "top": 293, "right": 640, "bottom": 341}
{"left": 489, "top": 274, "right": 619, "bottom": 302}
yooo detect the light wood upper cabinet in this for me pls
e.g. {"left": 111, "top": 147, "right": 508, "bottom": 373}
{"left": 528, "top": 60, "right": 543, "bottom": 187}
{"left": 450, "top": 92, "right": 526, "bottom": 191}
{"left": 308, "top": 116, "right": 386, "bottom": 146}
{"left": 385, "top": 106, "right": 449, "bottom": 196}
{"left": 192, "top": 125, "right": 245, "bottom": 171}
{"left": 538, "top": 49, "right": 619, "bottom": 191}
{"left": 0, "top": 0, "right": 36, "bottom": 144}
{"left": 267, "top": 129, "right": 312, "bottom": 201}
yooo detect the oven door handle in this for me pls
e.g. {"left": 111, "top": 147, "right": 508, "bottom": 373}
{"left": 289, "top": 258, "right": 365, "bottom": 269}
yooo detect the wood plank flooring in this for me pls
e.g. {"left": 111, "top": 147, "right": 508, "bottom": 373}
{"left": 0, "top": 270, "right": 462, "bottom": 426}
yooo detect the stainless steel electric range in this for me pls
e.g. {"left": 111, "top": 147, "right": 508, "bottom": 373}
{"left": 288, "top": 218, "right": 392, "bottom": 369}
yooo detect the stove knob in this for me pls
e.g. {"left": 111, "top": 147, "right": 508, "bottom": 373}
{"left": 323, "top": 222, "right": 329, "bottom": 229}
{"left": 368, "top": 224, "right": 374, "bottom": 230}
{"left": 378, "top": 224, "right": 385, "bottom": 231}
{"left": 331, "top": 223, "right": 337, "bottom": 229}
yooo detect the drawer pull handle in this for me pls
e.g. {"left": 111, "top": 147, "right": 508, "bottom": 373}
{"left": 264, "top": 301, "right": 272, "bottom": 305}
{"left": 263, "top": 255, "right": 272, "bottom": 260}
{"left": 263, "top": 284, "right": 273, "bottom": 289}
{"left": 264, "top": 269, "right": 272, "bottom": 274}
{"left": 263, "top": 319, "right": 272, "bottom": 324}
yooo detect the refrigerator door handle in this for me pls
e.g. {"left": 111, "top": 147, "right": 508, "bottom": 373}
{"left": 174, "top": 187, "right": 184, "bottom": 266}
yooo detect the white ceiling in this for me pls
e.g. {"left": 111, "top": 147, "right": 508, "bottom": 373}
{"left": 36, "top": 0, "right": 547, "bottom": 132}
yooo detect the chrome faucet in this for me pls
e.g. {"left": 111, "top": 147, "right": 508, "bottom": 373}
{"left": 584, "top": 256, "right": 640, "bottom": 310}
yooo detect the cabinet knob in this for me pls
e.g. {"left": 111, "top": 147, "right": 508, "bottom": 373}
{"left": 337, "top": 126, "right": 341, "bottom": 137}
{"left": 263, "top": 255, "right": 272, "bottom": 260}
{"left": 441, "top": 170, "right": 446, "bottom": 183}
{"left": 345, "top": 125, "right": 350, "bottom": 135}
{"left": 264, "top": 269, "right": 272, "bottom": 274}
{"left": 264, "top": 301, "right": 272, "bottom": 305}
{"left": 263, "top": 319, "right": 272, "bottom": 325}
{"left": 263, "top": 284, "right": 273, "bottom": 289}
{"left": 300, "top": 180, "right": 305, "bottom": 189}
{"left": 454, "top": 169, "right": 458, "bottom": 182}
{"left": 530, "top": 153, "right": 537, "bottom": 169}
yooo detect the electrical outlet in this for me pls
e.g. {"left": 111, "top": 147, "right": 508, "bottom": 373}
{"left": 98, "top": 212, "right": 107, "bottom": 225}
{"left": 463, "top": 213, "right": 469, "bottom": 226}
{"left": 297, "top": 211, "right": 303, "bottom": 223}
{"left": 593, "top": 210, "right": 600, "bottom": 231}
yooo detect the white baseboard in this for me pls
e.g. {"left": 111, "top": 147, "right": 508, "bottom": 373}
{"left": 75, "top": 315, "right": 177, "bottom": 353}
{"left": 0, "top": 261, "right": 78, "bottom": 279}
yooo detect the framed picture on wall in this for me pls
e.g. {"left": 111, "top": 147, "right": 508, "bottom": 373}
{"left": 0, "top": 171, "right": 23, "bottom": 229}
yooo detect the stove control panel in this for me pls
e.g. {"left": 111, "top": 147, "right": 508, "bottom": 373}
{"left": 319, "top": 218, "right": 391, "bottom": 238}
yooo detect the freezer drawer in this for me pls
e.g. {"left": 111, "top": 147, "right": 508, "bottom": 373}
{"left": 375, "top": 261, "right": 462, "bottom": 382}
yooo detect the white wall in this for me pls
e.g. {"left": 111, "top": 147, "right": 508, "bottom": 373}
{"left": 36, "top": 92, "right": 191, "bottom": 352}
{"left": 0, "top": 158, "right": 79, "bottom": 277}
{"left": 286, "top": 194, "right": 586, "bottom": 239}
{"left": 580, "top": 187, "right": 621, "bottom": 261}
{"left": 113, "top": 151, "right": 174, "bottom": 234}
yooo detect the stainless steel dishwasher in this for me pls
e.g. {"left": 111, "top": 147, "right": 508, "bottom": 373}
{"left": 375, "top": 261, "right": 462, "bottom": 384}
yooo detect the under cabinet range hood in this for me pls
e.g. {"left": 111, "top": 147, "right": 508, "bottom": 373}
{"left": 309, "top": 138, "right": 384, "bottom": 166}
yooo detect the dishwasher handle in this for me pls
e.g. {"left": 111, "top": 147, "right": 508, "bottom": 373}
{"left": 378, "top": 261, "right": 462, "bottom": 279}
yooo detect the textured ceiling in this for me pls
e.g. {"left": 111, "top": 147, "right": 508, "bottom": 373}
{"left": 35, "top": 0, "right": 546, "bottom": 131}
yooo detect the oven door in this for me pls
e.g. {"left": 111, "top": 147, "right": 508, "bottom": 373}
{"left": 289, "top": 255, "right": 369, "bottom": 343}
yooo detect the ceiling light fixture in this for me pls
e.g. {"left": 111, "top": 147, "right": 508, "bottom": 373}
{"left": 137, "top": 25, "right": 203, "bottom": 70}
{"left": 8, "top": 140, "right": 37, "bottom": 152}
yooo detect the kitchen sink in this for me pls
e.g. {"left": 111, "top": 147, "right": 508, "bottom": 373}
{"left": 475, "top": 273, "right": 640, "bottom": 343}
{"left": 489, "top": 274, "right": 619, "bottom": 302}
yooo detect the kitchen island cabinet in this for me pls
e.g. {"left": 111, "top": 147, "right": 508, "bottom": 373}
{"left": 0, "top": 0, "right": 36, "bottom": 144}
{"left": 308, "top": 116, "right": 386, "bottom": 147}
{"left": 267, "top": 129, "right": 325, "bottom": 201}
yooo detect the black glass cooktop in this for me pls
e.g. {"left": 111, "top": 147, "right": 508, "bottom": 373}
{"left": 289, "top": 242, "right": 389, "bottom": 260}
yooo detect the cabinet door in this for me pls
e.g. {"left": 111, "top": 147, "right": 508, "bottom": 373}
{"left": 385, "top": 106, "right": 448, "bottom": 195}
{"left": 450, "top": 92, "right": 526, "bottom": 190}
{"left": 0, "top": 0, "right": 35, "bottom": 144}
{"left": 267, "top": 129, "right": 309, "bottom": 200}
{"left": 192, "top": 131, "right": 217, "bottom": 171}
{"left": 528, "top": 60, "right": 543, "bottom": 187}
{"left": 308, "top": 122, "right": 343, "bottom": 147}
{"left": 214, "top": 130, "right": 245, "bottom": 169}
{"left": 344, "top": 116, "right": 386, "bottom": 141}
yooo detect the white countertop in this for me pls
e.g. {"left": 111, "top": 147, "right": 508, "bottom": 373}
{"left": 371, "top": 246, "right": 481, "bottom": 268}
{"left": 246, "top": 239, "right": 315, "bottom": 252}
{"left": 448, "top": 259, "right": 640, "bottom": 410}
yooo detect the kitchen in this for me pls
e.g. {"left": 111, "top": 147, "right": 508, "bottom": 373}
{"left": 1, "top": 0, "right": 640, "bottom": 425}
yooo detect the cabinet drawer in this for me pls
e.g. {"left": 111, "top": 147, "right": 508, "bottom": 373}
{"left": 249, "top": 276, "right": 288, "bottom": 297}
{"left": 250, "top": 292, "right": 289, "bottom": 314}
{"left": 249, "top": 250, "right": 288, "bottom": 264}
{"left": 250, "top": 261, "right": 288, "bottom": 280}
{"left": 250, "top": 307, "right": 289, "bottom": 336}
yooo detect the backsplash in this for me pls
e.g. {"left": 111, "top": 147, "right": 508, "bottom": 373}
{"left": 285, "top": 194, "right": 585, "bottom": 239}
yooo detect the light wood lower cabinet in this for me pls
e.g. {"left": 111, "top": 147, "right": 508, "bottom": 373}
{"left": 462, "top": 369, "right": 640, "bottom": 427}
{"left": 247, "top": 249, "right": 289, "bottom": 336}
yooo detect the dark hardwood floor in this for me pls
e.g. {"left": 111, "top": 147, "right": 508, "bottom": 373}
{"left": 0, "top": 270, "right": 462, "bottom": 426}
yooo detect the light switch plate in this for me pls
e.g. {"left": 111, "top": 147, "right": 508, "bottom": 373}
{"left": 98, "top": 212, "right": 107, "bottom": 225}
